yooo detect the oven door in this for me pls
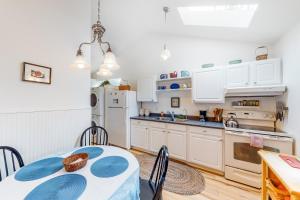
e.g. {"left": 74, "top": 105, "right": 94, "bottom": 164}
{"left": 225, "top": 131, "right": 293, "bottom": 173}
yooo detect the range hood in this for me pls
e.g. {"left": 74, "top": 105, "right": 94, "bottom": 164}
{"left": 225, "top": 85, "right": 286, "bottom": 97}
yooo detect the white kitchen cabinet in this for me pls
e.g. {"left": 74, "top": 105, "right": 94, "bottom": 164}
{"left": 137, "top": 77, "right": 157, "bottom": 102}
{"left": 131, "top": 124, "right": 149, "bottom": 149}
{"left": 189, "top": 133, "right": 223, "bottom": 171}
{"left": 192, "top": 67, "right": 225, "bottom": 103}
{"left": 250, "top": 58, "right": 282, "bottom": 86}
{"left": 167, "top": 130, "right": 186, "bottom": 160}
{"left": 149, "top": 128, "right": 167, "bottom": 153}
{"left": 226, "top": 63, "right": 250, "bottom": 88}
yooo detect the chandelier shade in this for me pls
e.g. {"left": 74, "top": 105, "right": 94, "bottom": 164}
{"left": 97, "top": 68, "right": 112, "bottom": 77}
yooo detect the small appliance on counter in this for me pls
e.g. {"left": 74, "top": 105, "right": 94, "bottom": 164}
{"left": 199, "top": 110, "right": 207, "bottom": 122}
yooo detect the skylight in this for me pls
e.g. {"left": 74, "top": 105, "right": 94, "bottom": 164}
{"left": 177, "top": 4, "right": 258, "bottom": 28}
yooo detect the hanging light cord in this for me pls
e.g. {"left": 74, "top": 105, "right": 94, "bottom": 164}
{"left": 97, "top": 0, "right": 101, "bottom": 22}
{"left": 163, "top": 7, "right": 169, "bottom": 50}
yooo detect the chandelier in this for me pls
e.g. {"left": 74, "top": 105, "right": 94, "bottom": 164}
{"left": 73, "top": 0, "right": 119, "bottom": 76}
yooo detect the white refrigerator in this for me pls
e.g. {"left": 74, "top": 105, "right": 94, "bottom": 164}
{"left": 105, "top": 90, "right": 138, "bottom": 149}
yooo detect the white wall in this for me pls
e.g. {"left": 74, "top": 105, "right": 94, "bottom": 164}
{"left": 273, "top": 22, "right": 300, "bottom": 155}
{"left": 0, "top": 0, "right": 92, "bottom": 162}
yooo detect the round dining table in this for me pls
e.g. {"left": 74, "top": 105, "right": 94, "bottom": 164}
{"left": 0, "top": 146, "right": 140, "bottom": 200}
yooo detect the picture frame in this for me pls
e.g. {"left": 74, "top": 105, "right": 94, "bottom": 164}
{"left": 171, "top": 97, "right": 180, "bottom": 108}
{"left": 22, "top": 62, "right": 52, "bottom": 84}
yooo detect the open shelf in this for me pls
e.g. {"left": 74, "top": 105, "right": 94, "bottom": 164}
{"left": 232, "top": 106, "right": 260, "bottom": 109}
{"left": 156, "top": 77, "right": 192, "bottom": 82}
{"left": 156, "top": 88, "right": 192, "bottom": 92}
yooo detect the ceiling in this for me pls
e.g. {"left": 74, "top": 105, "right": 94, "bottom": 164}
{"left": 91, "top": 0, "right": 300, "bottom": 74}
{"left": 98, "top": 0, "right": 300, "bottom": 44}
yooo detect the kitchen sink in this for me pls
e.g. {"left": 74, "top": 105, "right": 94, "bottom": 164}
{"left": 152, "top": 117, "right": 173, "bottom": 121}
{"left": 151, "top": 117, "right": 188, "bottom": 123}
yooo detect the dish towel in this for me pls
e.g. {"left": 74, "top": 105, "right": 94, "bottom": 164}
{"left": 250, "top": 135, "right": 264, "bottom": 148}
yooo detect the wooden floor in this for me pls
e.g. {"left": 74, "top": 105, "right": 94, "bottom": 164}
{"left": 163, "top": 168, "right": 261, "bottom": 200}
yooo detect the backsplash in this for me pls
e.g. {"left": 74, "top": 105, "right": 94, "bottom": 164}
{"left": 141, "top": 92, "right": 276, "bottom": 117}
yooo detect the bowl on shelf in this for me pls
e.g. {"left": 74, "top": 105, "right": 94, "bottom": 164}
{"left": 63, "top": 153, "right": 89, "bottom": 172}
{"left": 170, "top": 83, "right": 180, "bottom": 89}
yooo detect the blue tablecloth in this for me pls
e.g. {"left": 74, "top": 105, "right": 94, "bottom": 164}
{"left": 0, "top": 146, "right": 140, "bottom": 200}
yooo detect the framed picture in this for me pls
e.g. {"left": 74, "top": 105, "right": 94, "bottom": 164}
{"left": 171, "top": 97, "right": 180, "bottom": 108}
{"left": 22, "top": 62, "right": 52, "bottom": 84}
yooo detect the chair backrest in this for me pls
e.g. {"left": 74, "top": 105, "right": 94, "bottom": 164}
{"left": 0, "top": 146, "right": 24, "bottom": 181}
{"left": 149, "top": 145, "right": 169, "bottom": 200}
{"left": 80, "top": 126, "right": 108, "bottom": 146}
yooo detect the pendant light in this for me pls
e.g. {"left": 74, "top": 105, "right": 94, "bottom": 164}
{"left": 161, "top": 6, "right": 171, "bottom": 61}
{"left": 73, "top": 0, "right": 119, "bottom": 75}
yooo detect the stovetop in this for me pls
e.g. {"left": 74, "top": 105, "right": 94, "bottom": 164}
{"left": 224, "top": 124, "right": 291, "bottom": 137}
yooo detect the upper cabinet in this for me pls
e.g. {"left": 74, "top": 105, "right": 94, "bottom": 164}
{"left": 250, "top": 58, "right": 282, "bottom": 86}
{"left": 137, "top": 77, "right": 157, "bottom": 102}
{"left": 192, "top": 67, "right": 225, "bottom": 103}
{"left": 226, "top": 63, "right": 250, "bottom": 88}
{"left": 226, "top": 59, "right": 282, "bottom": 88}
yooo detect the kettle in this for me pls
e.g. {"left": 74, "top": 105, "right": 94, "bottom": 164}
{"left": 225, "top": 113, "right": 239, "bottom": 128}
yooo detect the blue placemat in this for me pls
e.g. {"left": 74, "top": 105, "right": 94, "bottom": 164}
{"left": 15, "top": 157, "right": 63, "bottom": 181}
{"left": 72, "top": 147, "right": 103, "bottom": 159}
{"left": 91, "top": 156, "right": 129, "bottom": 178}
{"left": 25, "top": 174, "right": 87, "bottom": 200}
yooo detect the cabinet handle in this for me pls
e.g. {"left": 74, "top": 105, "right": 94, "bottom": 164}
{"left": 254, "top": 82, "right": 257, "bottom": 84}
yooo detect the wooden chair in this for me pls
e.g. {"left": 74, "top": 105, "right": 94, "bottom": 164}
{"left": 80, "top": 126, "right": 108, "bottom": 146}
{"left": 140, "top": 145, "right": 169, "bottom": 200}
{"left": 0, "top": 146, "right": 24, "bottom": 181}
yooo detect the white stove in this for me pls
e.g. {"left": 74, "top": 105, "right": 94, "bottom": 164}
{"left": 223, "top": 110, "right": 294, "bottom": 188}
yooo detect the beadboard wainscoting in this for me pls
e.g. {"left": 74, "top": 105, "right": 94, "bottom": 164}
{"left": 0, "top": 108, "right": 91, "bottom": 163}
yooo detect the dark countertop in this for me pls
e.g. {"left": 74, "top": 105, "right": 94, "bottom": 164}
{"left": 131, "top": 116, "right": 224, "bottom": 129}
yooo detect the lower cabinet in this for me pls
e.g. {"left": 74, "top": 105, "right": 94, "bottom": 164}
{"left": 167, "top": 130, "right": 186, "bottom": 160}
{"left": 149, "top": 128, "right": 167, "bottom": 153}
{"left": 189, "top": 133, "right": 223, "bottom": 171}
{"left": 130, "top": 119, "right": 224, "bottom": 172}
{"left": 131, "top": 125, "right": 149, "bottom": 149}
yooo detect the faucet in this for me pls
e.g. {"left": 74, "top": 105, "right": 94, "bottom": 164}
{"left": 183, "top": 108, "right": 188, "bottom": 120}
{"left": 167, "top": 111, "right": 175, "bottom": 121}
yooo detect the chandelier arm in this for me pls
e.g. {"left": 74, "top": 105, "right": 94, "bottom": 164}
{"left": 98, "top": 39, "right": 112, "bottom": 55}
{"left": 76, "top": 35, "right": 97, "bottom": 56}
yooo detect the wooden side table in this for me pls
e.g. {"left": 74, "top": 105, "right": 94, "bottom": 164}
{"left": 259, "top": 150, "right": 300, "bottom": 200}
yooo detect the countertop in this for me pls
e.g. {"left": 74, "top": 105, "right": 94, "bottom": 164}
{"left": 130, "top": 116, "right": 224, "bottom": 129}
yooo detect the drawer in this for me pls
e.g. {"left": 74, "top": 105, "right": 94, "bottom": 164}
{"left": 149, "top": 122, "right": 167, "bottom": 129}
{"left": 131, "top": 119, "right": 151, "bottom": 127}
{"left": 189, "top": 126, "right": 223, "bottom": 137}
{"left": 166, "top": 124, "right": 187, "bottom": 132}
{"left": 225, "top": 166, "right": 261, "bottom": 188}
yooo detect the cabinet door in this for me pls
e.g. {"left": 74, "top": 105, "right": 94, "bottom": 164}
{"left": 137, "top": 77, "right": 157, "bottom": 102}
{"left": 193, "top": 67, "right": 224, "bottom": 103}
{"left": 167, "top": 130, "right": 186, "bottom": 160}
{"left": 189, "top": 133, "right": 223, "bottom": 171}
{"left": 226, "top": 63, "right": 250, "bottom": 88}
{"left": 149, "top": 128, "right": 167, "bottom": 153}
{"left": 131, "top": 125, "right": 148, "bottom": 149}
{"left": 250, "top": 59, "right": 282, "bottom": 86}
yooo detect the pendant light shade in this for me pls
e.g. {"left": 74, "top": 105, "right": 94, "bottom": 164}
{"left": 161, "top": 44, "right": 171, "bottom": 61}
{"left": 97, "top": 67, "right": 112, "bottom": 77}
{"left": 73, "top": 51, "right": 89, "bottom": 69}
{"left": 161, "top": 6, "right": 171, "bottom": 61}
{"left": 101, "top": 50, "right": 120, "bottom": 71}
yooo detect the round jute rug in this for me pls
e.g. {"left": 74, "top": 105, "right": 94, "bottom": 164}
{"left": 135, "top": 153, "right": 205, "bottom": 195}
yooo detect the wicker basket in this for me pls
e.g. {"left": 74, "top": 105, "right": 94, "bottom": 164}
{"left": 256, "top": 46, "right": 268, "bottom": 61}
{"left": 266, "top": 179, "right": 290, "bottom": 200}
{"left": 119, "top": 85, "right": 131, "bottom": 91}
{"left": 63, "top": 153, "right": 89, "bottom": 172}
